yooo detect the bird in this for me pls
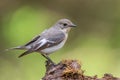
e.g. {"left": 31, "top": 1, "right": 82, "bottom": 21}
{"left": 8, "top": 19, "right": 76, "bottom": 64}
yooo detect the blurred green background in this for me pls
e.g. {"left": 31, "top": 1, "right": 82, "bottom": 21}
{"left": 0, "top": 0, "right": 120, "bottom": 80}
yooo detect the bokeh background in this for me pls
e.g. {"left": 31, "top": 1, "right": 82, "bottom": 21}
{"left": 0, "top": 0, "right": 120, "bottom": 80}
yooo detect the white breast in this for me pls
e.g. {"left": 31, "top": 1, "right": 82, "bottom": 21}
{"left": 41, "top": 34, "right": 68, "bottom": 54}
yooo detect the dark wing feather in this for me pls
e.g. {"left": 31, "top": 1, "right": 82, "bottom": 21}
{"left": 24, "top": 35, "right": 40, "bottom": 46}
{"left": 18, "top": 50, "right": 33, "bottom": 58}
{"left": 24, "top": 29, "right": 48, "bottom": 46}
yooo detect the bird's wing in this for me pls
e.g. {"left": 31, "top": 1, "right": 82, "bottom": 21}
{"left": 24, "top": 35, "right": 41, "bottom": 46}
{"left": 33, "top": 33, "right": 65, "bottom": 50}
{"left": 24, "top": 29, "right": 48, "bottom": 47}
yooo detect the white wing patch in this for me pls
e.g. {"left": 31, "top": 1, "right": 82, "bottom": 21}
{"left": 35, "top": 38, "right": 47, "bottom": 50}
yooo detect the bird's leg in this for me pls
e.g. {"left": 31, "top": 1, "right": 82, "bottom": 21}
{"left": 41, "top": 54, "right": 55, "bottom": 65}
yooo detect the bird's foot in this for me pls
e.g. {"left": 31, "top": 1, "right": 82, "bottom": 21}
{"left": 41, "top": 54, "right": 56, "bottom": 66}
{"left": 46, "top": 59, "right": 56, "bottom": 67}
{"left": 48, "top": 59, "right": 56, "bottom": 66}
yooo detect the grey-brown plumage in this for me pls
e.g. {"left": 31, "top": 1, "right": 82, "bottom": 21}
{"left": 11, "top": 19, "right": 76, "bottom": 63}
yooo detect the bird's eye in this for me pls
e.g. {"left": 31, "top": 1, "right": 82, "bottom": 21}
{"left": 63, "top": 23, "right": 67, "bottom": 26}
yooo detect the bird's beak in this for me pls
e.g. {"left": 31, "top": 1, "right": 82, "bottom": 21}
{"left": 70, "top": 24, "right": 77, "bottom": 27}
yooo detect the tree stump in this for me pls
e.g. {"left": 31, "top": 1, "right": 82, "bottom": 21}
{"left": 42, "top": 60, "right": 120, "bottom": 80}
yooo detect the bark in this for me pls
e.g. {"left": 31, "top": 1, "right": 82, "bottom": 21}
{"left": 42, "top": 60, "right": 120, "bottom": 80}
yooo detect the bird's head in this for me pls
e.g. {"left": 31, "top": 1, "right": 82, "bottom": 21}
{"left": 54, "top": 19, "right": 76, "bottom": 33}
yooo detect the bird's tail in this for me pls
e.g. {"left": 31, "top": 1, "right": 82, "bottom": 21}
{"left": 0, "top": 46, "right": 26, "bottom": 54}
{"left": 11, "top": 46, "right": 33, "bottom": 58}
{"left": 6, "top": 46, "right": 26, "bottom": 51}
{"left": 0, "top": 46, "right": 33, "bottom": 58}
